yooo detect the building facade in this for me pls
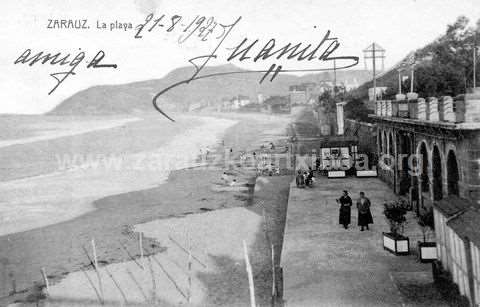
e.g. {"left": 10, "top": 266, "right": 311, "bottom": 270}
{"left": 371, "top": 88, "right": 480, "bottom": 306}
{"left": 370, "top": 89, "right": 480, "bottom": 214}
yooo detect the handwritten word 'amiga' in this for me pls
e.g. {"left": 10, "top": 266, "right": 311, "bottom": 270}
{"left": 14, "top": 49, "right": 117, "bottom": 95}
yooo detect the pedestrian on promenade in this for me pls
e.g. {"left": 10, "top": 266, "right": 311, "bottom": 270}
{"left": 357, "top": 191, "right": 373, "bottom": 231}
{"left": 306, "top": 167, "right": 314, "bottom": 187}
{"left": 296, "top": 170, "right": 305, "bottom": 188}
{"left": 337, "top": 190, "right": 352, "bottom": 229}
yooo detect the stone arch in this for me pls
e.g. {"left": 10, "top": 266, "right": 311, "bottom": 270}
{"left": 378, "top": 129, "right": 383, "bottom": 153}
{"left": 397, "top": 132, "right": 413, "bottom": 195}
{"left": 389, "top": 132, "right": 395, "bottom": 157}
{"left": 447, "top": 149, "right": 459, "bottom": 196}
{"left": 432, "top": 144, "right": 443, "bottom": 201}
{"left": 417, "top": 141, "right": 430, "bottom": 193}
{"left": 383, "top": 130, "right": 388, "bottom": 154}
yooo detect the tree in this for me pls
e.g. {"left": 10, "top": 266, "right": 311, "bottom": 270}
{"left": 383, "top": 200, "right": 408, "bottom": 238}
{"left": 316, "top": 90, "right": 337, "bottom": 113}
{"left": 344, "top": 98, "right": 371, "bottom": 122}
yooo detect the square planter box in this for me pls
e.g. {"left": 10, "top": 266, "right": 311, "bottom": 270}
{"left": 356, "top": 170, "right": 378, "bottom": 177}
{"left": 328, "top": 171, "right": 346, "bottom": 178}
{"left": 418, "top": 241, "right": 437, "bottom": 263}
{"left": 383, "top": 232, "right": 410, "bottom": 255}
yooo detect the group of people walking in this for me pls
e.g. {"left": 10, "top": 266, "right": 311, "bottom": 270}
{"left": 337, "top": 190, "right": 373, "bottom": 231}
{"left": 295, "top": 167, "right": 315, "bottom": 188}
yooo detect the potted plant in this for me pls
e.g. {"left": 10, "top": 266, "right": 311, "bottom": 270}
{"left": 417, "top": 209, "right": 437, "bottom": 262}
{"left": 383, "top": 200, "right": 410, "bottom": 255}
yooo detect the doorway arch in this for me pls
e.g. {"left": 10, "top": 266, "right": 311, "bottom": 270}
{"left": 378, "top": 130, "right": 383, "bottom": 153}
{"left": 447, "top": 150, "right": 459, "bottom": 196}
{"left": 419, "top": 142, "right": 429, "bottom": 193}
{"left": 383, "top": 131, "right": 388, "bottom": 154}
{"left": 389, "top": 133, "right": 394, "bottom": 157}
{"left": 397, "top": 133, "right": 412, "bottom": 195}
{"left": 432, "top": 145, "right": 443, "bottom": 201}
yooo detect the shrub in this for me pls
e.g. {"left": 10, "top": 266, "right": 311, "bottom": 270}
{"left": 383, "top": 200, "right": 408, "bottom": 237}
{"left": 418, "top": 209, "right": 434, "bottom": 242}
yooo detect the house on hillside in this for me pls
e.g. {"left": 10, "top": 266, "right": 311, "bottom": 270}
{"left": 344, "top": 77, "right": 360, "bottom": 91}
{"left": 257, "top": 93, "right": 265, "bottom": 104}
{"left": 220, "top": 95, "right": 251, "bottom": 111}
{"left": 263, "top": 96, "right": 290, "bottom": 114}
{"left": 317, "top": 81, "right": 333, "bottom": 93}
{"left": 188, "top": 102, "right": 203, "bottom": 111}
{"left": 289, "top": 85, "right": 307, "bottom": 105}
{"left": 231, "top": 95, "right": 251, "bottom": 109}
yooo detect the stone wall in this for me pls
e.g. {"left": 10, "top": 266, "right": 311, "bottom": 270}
{"left": 345, "top": 119, "right": 377, "bottom": 154}
{"left": 375, "top": 123, "right": 480, "bottom": 207}
{"left": 345, "top": 119, "right": 378, "bottom": 169}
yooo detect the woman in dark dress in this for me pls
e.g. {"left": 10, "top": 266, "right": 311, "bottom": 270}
{"left": 337, "top": 190, "right": 352, "bottom": 229}
{"left": 357, "top": 191, "right": 374, "bottom": 231}
{"left": 296, "top": 170, "right": 305, "bottom": 188}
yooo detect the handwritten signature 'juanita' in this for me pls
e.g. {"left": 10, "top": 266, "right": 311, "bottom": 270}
{"left": 138, "top": 16, "right": 360, "bottom": 121}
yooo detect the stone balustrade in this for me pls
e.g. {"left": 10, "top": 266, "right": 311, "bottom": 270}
{"left": 386, "top": 100, "right": 392, "bottom": 116}
{"left": 380, "top": 100, "right": 386, "bottom": 116}
{"left": 417, "top": 98, "right": 427, "bottom": 120}
{"left": 373, "top": 88, "right": 480, "bottom": 125}
{"left": 440, "top": 96, "right": 455, "bottom": 122}
{"left": 428, "top": 97, "right": 439, "bottom": 121}
{"left": 464, "top": 89, "right": 480, "bottom": 123}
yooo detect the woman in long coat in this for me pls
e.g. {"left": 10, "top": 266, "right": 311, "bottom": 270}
{"left": 337, "top": 190, "right": 352, "bottom": 229}
{"left": 357, "top": 191, "right": 373, "bottom": 231}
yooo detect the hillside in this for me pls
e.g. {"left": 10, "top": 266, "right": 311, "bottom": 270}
{"left": 48, "top": 64, "right": 371, "bottom": 115}
{"left": 349, "top": 16, "right": 480, "bottom": 101}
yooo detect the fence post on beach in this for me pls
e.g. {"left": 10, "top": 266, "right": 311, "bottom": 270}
{"left": 187, "top": 246, "right": 192, "bottom": 303}
{"left": 139, "top": 232, "right": 144, "bottom": 270}
{"left": 147, "top": 257, "right": 156, "bottom": 303}
{"left": 91, "top": 238, "right": 104, "bottom": 304}
{"left": 41, "top": 268, "right": 49, "bottom": 296}
{"left": 8, "top": 272, "right": 16, "bottom": 295}
{"left": 262, "top": 208, "right": 269, "bottom": 244}
{"left": 271, "top": 244, "right": 276, "bottom": 298}
{"left": 243, "top": 240, "right": 256, "bottom": 307}
{"left": 186, "top": 232, "right": 193, "bottom": 303}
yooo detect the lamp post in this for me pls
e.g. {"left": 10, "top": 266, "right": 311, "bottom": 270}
{"left": 398, "top": 68, "right": 403, "bottom": 95}
{"left": 410, "top": 63, "right": 416, "bottom": 93}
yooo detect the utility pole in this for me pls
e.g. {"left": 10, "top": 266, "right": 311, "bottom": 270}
{"left": 363, "top": 43, "right": 386, "bottom": 103}
{"left": 474, "top": 31, "right": 477, "bottom": 88}
{"left": 333, "top": 59, "right": 337, "bottom": 100}
{"left": 372, "top": 44, "right": 376, "bottom": 103}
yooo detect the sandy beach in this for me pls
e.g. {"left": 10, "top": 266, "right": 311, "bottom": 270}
{"left": 0, "top": 115, "right": 236, "bottom": 236}
{"left": 0, "top": 112, "right": 293, "bottom": 307}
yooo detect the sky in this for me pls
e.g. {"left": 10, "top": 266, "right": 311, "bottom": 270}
{"left": 1, "top": 0, "right": 479, "bottom": 114}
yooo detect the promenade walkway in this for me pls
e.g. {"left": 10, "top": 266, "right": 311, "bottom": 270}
{"left": 281, "top": 176, "right": 448, "bottom": 307}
